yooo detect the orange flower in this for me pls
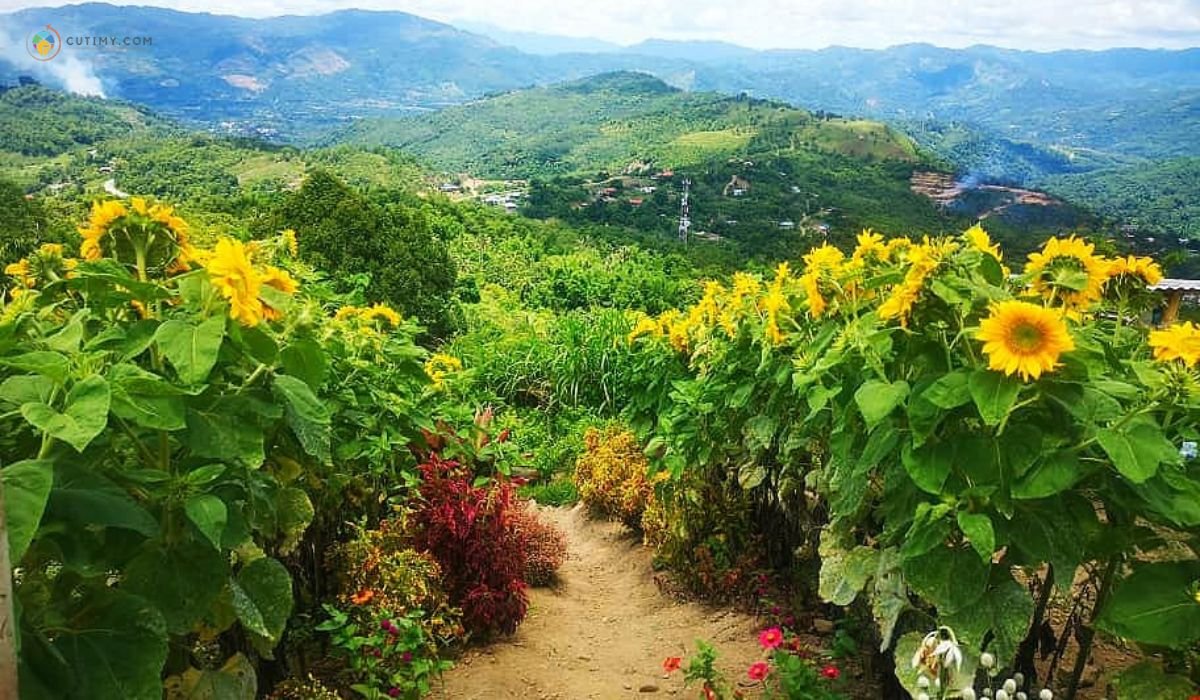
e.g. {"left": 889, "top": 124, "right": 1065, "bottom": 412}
{"left": 663, "top": 656, "right": 682, "bottom": 674}
{"left": 350, "top": 589, "right": 375, "bottom": 605}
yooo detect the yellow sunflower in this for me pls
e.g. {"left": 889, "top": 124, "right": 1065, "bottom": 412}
{"left": 1025, "top": 236, "right": 1111, "bottom": 311}
{"left": 977, "top": 300, "right": 1075, "bottom": 381}
{"left": 205, "top": 238, "right": 264, "bottom": 326}
{"left": 1149, "top": 322, "right": 1200, "bottom": 367}
{"left": 4, "top": 259, "right": 34, "bottom": 288}
{"left": 79, "top": 200, "right": 128, "bottom": 261}
{"left": 878, "top": 240, "right": 947, "bottom": 327}
{"left": 627, "top": 315, "right": 662, "bottom": 344}
{"left": 281, "top": 229, "right": 299, "bottom": 256}
{"left": 1107, "top": 255, "right": 1163, "bottom": 287}
{"left": 760, "top": 287, "right": 789, "bottom": 345}
{"left": 964, "top": 223, "right": 1001, "bottom": 260}
{"left": 424, "top": 353, "right": 463, "bottom": 389}
{"left": 361, "top": 303, "right": 401, "bottom": 327}
{"left": 800, "top": 244, "right": 844, "bottom": 318}
{"left": 852, "top": 229, "right": 888, "bottom": 262}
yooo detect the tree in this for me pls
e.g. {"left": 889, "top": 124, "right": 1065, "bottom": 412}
{"left": 272, "top": 171, "right": 458, "bottom": 337}
{"left": 0, "top": 180, "right": 50, "bottom": 265}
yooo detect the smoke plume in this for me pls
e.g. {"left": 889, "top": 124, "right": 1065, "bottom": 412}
{"left": 0, "top": 26, "right": 106, "bottom": 97}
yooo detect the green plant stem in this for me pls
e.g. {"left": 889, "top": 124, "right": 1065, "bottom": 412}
{"left": 1065, "top": 557, "right": 1119, "bottom": 700}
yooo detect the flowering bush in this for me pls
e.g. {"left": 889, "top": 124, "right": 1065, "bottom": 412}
{"left": 627, "top": 226, "right": 1200, "bottom": 696}
{"left": 665, "top": 629, "right": 847, "bottom": 700}
{"left": 408, "top": 455, "right": 528, "bottom": 636}
{"left": 0, "top": 198, "right": 432, "bottom": 697}
{"left": 574, "top": 425, "right": 656, "bottom": 528}
{"left": 265, "top": 676, "right": 341, "bottom": 700}
{"left": 317, "top": 605, "right": 453, "bottom": 700}
{"left": 509, "top": 504, "right": 568, "bottom": 586}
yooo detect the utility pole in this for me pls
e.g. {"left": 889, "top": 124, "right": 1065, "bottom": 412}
{"left": 677, "top": 178, "right": 691, "bottom": 244}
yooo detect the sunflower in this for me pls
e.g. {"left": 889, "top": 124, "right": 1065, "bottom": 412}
{"left": 964, "top": 223, "right": 1001, "bottom": 260}
{"left": 205, "top": 238, "right": 264, "bottom": 326}
{"left": 1107, "top": 255, "right": 1163, "bottom": 287}
{"left": 878, "top": 240, "right": 947, "bottom": 327}
{"left": 1025, "top": 236, "right": 1111, "bottom": 311}
{"left": 4, "top": 259, "right": 34, "bottom": 288}
{"left": 361, "top": 303, "right": 401, "bottom": 327}
{"left": 1148, "top": 322, "right": 1200, "bottom": 367}
{"left": 800, "top": 244, "right": 844, "bottom": 318}
{"left": 760, "top": 287, "right": 789, "bottom": 345}
{"left": 852, "top": 229, "right": 888, "bottom": 262}
{"left": 281, "top": 229, "right": 299, "bottom": 256}
{"left": 977, "top": 300, "right": 1075, "bottom": 380}
{"left": 627, "top": 315, "right": 662, "bottom": 344}
{"left": 424, "top": 353, "right": 463, "bottom": 389}
{"left": 79, "top": 200, "right": 128, "bottom": 261}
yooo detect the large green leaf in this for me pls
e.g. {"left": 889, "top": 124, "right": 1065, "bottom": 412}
{"left": 185, "top": 402, "right": 265, "bottom": 467}
{"left": 232, "top": 557, "right": 293, "bottom": 647}
{"left": 1111, "top": 662, "right": 1197, "bottom": 700}
{"left": 271, "top": 375, "right": 331, "bottom": 463}
{"left": 956, "top": 511, "right": 996, "bottom": 562}
{"left": 29, "top": 589, "right": 168, "bottom": 700}
{"left": 164, "top": 653, "right": 257, "bottom": 700}
{"left": 0, "top": 459, "right": 53, "bottom": 563}
{"left": 21, "top": 375, "right": 111, "bottom": 452}
{"left": 1097, "top": 561, "right": 1200, "bottom": 648}
{"left": 1013, "top": 451, "right": 1090, "bottom": 499}
{"left": 0, "top": 374, "right": 54, "bottom": 407}
{"left": 0, "top": 351, "right": 69, "bottom": 384}
{"left": 818, "top": 531, "right": 879, "bottom": 606}
{"left": 280, "top": 338, "right": 328, "bottom": 390}
{"left": 854, "top": 380, "right": 909, "bottom": 429}
{"left": 185, "top": 494, "right": 228, "bottom": 549}
{"left": 1098, "top": 419, "right": 1180, "bottom": 484}
{"left": 922, "top": 370, "right": 972, "bottom": 410}
{"left": 968, "top": 370, "right": 1020, "bottom": 426}
{"left": 902, "top": 544, "right": 989, "bottom": 615}
{"left": 46, "top": 462, "right": 159, "bottom": 537}
{"left": 901, "top": 441, "right": 952, "bottom": 495}
{"left": 155, "top": 316, "right": 225, "bottom": 385}
{"left": 944, "top": 574, "right": 1033, "bottom": 667}
{"left": 123, "top": 540, "right": 229, "bottom": 635}
{"left": 108, "top": 363, "right": 188, "bottom": 431}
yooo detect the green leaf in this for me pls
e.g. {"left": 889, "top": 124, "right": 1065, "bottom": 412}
{"left": 1013, "top": 451, "right": 1090, "bottom": 499}
{"left": 957, "top": 511, "right": 996, "bottom": 562}
{"left": 21, "top": 375, "right": 111, "bottom": 452}
{"left": 818, "top": 531, "right": 879, "bottom": 606}
{"left": 109, "top": 363, "right": 188, "bottom": 431}
{"left": 185, "top": 494, "right": 228, "bottom": 549}
{"left": 155, "top": 316, "right": 225, "bottom": 385}
{"left": 1097, "top": 561, "right": 1200, "bottom": 648}
{"left": 968, "top": 370, "right": 1020, "bottom": 426}
{"left": 944, "top": 574, "right": 1033, "bottom": 667}
{"left": 274, "top": 487, "right": 314, "bottom": 555}
{"left": 233, "top": 557, "right": 293, "bottom": 646}
{"left": 855, "top": 380, "right": 909, "bottom": 428}
{"left": 0, "top": 374, "right": 53, "bottom": 406}
{"left": 123, "top": 540, "right": 229, "bottom": 635}
{"left": 272, "top": 375, "right": 331, "bottom": 463}
{"left": 46, "top": 462, "right": 158, "bottom": 537}
{"left": 1098, "top": 419, "right": 1180, "bottom": 484}
{"left": 903, "top": 544, "right": 989, "bottom": 615}
{"left": 0, "top": 459, "right": 53, "bottom": 563}
{"left": 185, "top": 402, "right": 265, "bottom": 467}
{"left": 45, "top": 313, "right": 84, "bottom": 353}
{"left": 922, "top": 370, "right": 971, "bottom": 409}
{"left": 165, "top": 653, "right": 257, "bottom": 700}
{"left": 902, "top": 441, "right": 952, "bottom": 495}
{"left": 39, "top": 590, "right": 167, "bottom": 700}
{"left": 280, "top": 338, "right": 328, "bottom": 390}
{"left": 737, "top": 463, "right": 767, "bottom": 490}
{"left": 1111, "top": 662, "right": 1197, "bottom": 700}
{"left": 900, "top": 502, "right": 953, "bottom": 559}
{"left": 0, "top": 351, "right": 69, "bottom": 384}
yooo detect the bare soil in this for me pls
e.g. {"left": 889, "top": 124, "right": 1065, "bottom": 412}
{"left": 434, "top": 505, "right": 766, "bottom": 699}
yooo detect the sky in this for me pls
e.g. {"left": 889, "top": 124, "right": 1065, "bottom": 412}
{"left": 1, "top": 0, "right": 1198, "bottom": 50}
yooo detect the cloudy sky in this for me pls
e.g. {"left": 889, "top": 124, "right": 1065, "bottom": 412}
{"left": 2, "top": 0, "right": 1199, "bottom": 50}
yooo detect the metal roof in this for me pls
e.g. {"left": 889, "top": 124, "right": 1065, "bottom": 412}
{"left": 1152, "top": 279, "right": 1200, "bottom": 291}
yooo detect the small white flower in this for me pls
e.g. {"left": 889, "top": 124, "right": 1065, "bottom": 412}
{"left": 1013, "top": 672, "right": 1025, "bottom": 686}
{"left": 1039, "top": 690, "right": 1054, "bottom": 700}
{"left": 980, "top": 652, "right": 996, "bottom": 669}
{"left": 996, "top": 690, "right": 1010, "bottom": 700}
{"left": 961, "top": 689, "right": 978, "bottom": 700}
{"left": 983, "top": 689, "right": 993, "bottom": 698}
{"left": 935, "top": 638, "right": 964, "bottom": 671}
{"left": 1017, "top": 693, "right": 1027, "bottom": 700}
{"left": 918, "top": 676, "right": 931, "bottom": 689}
{"left": 1003, "top": 679, "right": 1017, "bottom": 694}
{"left": 917, "top": 694, "right": 930, "bottom": 700}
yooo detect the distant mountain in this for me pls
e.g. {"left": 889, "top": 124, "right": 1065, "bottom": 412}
{"left": 1042, "top": 158, "right": 1200, "bottom": 240}
{"left": 455, "top": 22, "right": 622, "bottom": 55}
{"left": 622, "top": 39, "right": 760, "bottom": 63}
{"left": 328, "top": 71, "right": 921, "bottom": 178}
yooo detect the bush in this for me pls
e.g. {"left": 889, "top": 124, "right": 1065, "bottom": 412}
{"left": 409, "top": 456, "right": 528, "bottom": 636}
{"left": 519, "top": 478, "right": 579, "bottom": 507}
{"left": 574, "top": 425, "right": 655, "bottom": 528}
{"left": 328, "top": 519, "right": 463, "bottom": 644}
{"left": 265, "top": 676, "right": 340, "bottom": 700}
{"left": 510, "top": 505, "right": 568, "bottom": 586}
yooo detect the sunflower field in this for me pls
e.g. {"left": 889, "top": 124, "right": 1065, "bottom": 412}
{"left": 625, "top": 226, "right": 1200, "bottom": 697}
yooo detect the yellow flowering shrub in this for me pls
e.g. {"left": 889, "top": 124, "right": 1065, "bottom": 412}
{"left": 574, "top": 425, "right": 656, "bottom": 528}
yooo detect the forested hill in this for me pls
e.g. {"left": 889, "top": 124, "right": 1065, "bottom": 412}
{"left": 329, "top": 72, "right": 921, "bottom": 179}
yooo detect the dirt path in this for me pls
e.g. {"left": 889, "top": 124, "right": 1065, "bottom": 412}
{"left": 435, "top": 504, "right": 764, "bottom": 699}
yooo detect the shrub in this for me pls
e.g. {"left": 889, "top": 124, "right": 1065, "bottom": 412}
{"left": 265, "top": 676, "right": 340, "bottom": 700}
{"left": 519, "top": 478, "right": 579, "bottom": 507}
{"left": 510, "top": 505, "right": 568, "bottom": 586}
{"left": 328, "top": 519, "right": 463, "bottom": 644}
{"left": 409, "top": 456, "right": 528, "bottom": 636}
{"left": 317, "top": 604, "right": 453, "bottom": 700}
{"left": 574, "top": 425, "right": 655, "bottom": 528}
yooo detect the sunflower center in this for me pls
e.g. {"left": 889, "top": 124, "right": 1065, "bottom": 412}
{"left": 1009, "top": 321, "right": 1045, "bottom": 353}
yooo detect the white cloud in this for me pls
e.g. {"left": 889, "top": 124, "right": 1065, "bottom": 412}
{"left": 0, "top": 0, "right": 1198, "bottom": 50}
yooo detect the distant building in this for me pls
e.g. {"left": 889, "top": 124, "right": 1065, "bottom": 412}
{"left": 639, "top": 186, "right": 657, "bottom": 194}
{"left": 628, "top": 198, "right": 644, "bottom": 206}
{"left": 723, "top": 175, "right": 751, "bottom": 197}
{"left": 438, "top": 183, "right": 461, "bottom": 193}
{"left": 778, "top": 220, "right": 796, "bottom": 229}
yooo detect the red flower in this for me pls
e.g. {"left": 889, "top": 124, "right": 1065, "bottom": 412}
{"left": 497, "top": 428, "right": 511, "bottom": 443}
{"left": 747, "top": 661, "right": 771, "bottom": 681}
{"left": 821, "top": 664, "right": 841, "bottom": 680}
{"left": 759, "top": 626, "right": 784, "bottom": 650}
{"left": 702, "top": 684, "right": 717, "bottom": 700}
{"left": 663, "top": 656, "right": 683, "bottom": 674}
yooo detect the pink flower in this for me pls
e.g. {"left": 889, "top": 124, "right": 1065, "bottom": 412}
{"left": 387, "top": 688, "right": 400, "bottom": 698}
{"left": 821, "top": 665, "right": 841, "bottom": 680}
{"left": 759, "top": 627, "right": 784, "bottom": 650}
{"left": 747, "top": 661, "right": 771, "bottom": 681}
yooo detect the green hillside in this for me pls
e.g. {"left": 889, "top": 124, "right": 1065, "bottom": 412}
{"left": 1041, "top": 158, "right": 1200, "bottom": 241}
{"left": 330, "top": 72, "right": 921, "bottom": 178}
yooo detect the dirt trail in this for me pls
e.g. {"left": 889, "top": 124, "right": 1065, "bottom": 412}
{"left": 435, "top": 504, "right": 764, "bottom": 699}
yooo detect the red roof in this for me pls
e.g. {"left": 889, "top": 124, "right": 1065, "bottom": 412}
{"left": 629, "top": 198, "right": 644, "bottom": 205}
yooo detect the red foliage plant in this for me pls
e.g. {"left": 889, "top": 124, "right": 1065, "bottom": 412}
{"left": 510, "top": 504, "right": 568, "bottom": 586}
{"left": 409, "top": 455, "right": 528, "bottom": 636}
